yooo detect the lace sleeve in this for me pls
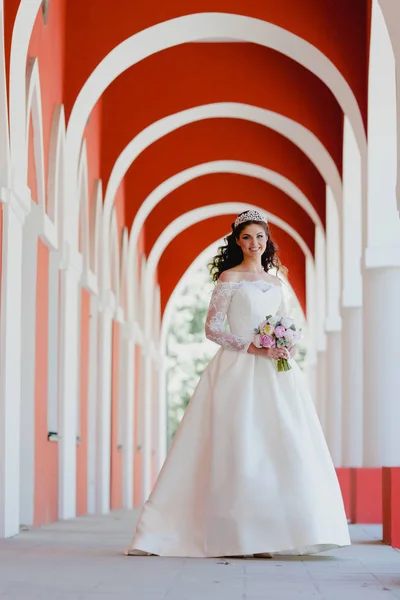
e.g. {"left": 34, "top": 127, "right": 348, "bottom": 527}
{"left": 205, "top": 281, "right": 251, "bottom": 353}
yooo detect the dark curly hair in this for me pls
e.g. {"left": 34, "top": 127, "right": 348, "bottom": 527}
{"left": 209, "top": 213, "right": 286, "bottom": 282}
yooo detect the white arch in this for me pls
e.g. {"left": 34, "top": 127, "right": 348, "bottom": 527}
{"left": 109, "top": 104, "right": 339, "bottom": 295}
{"left": 9, "top": 0, "right": 42, "bottom": 186}
{"left": 77, "top": 141, "right": 90, "bottom": 274}
{"left": 90, "top": 180, "right": 103, "bottom": 276}
{"left": 144, "top": 202, "right": 312, "bottom": 334}
{"left": 0, "top": 4, "right": 10, "bottom": 186}
{"left": 379, "top": 0, "right": 400, "bottom": 205}
{"left": 366, "top": 0, "right": 400, "bottom": 262}
{"left": 104, "top": 103, "right": 342, "bottom": 227}
{"left": 128, "top": 159, "right": 323, "bottom": 261}
{"left": 120, "top": 227, "right": 129, "bottom": 317}
{"left": 67, "top": 14, "right": 366, "bottom": 194}
{"left": 47, "top": 105, "right": 66, "bottom": 243}
{"left": 139, "top": 254, "right": 147, "bottom": 331}
{"left": 127, "top": 161, "right": 323, "bottom": 306}
{"left": 26, "top": 58, "right": 45, "bottom": 208}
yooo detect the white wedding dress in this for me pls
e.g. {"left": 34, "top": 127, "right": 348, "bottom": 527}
{"left": 128, "top": 278, "right": 350, "bottom": 557}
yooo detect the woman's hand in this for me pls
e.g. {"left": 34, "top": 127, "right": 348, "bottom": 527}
{"left": 288, "top": 345, "right": 297, "bottom": 359}
{"left": 248, "top": 344, "right": 289, "bottom": 360}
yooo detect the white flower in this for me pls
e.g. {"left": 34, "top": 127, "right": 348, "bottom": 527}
{"left": 283, "top": 329, "right": 295, "bottom": 342}
{"left": 281, "top": 316, "right": 294, "bottom": 329}
{"left": 253, "top": 333, "right": 262, "bottom": 348}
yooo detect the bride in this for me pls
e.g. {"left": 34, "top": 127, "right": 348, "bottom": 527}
{"left": 126, "top": 210, "right": 350, "bottom": 558}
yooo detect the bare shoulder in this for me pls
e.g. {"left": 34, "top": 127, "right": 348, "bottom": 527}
{"left": 218, "top": 269, "right": 243, "bottom": 283}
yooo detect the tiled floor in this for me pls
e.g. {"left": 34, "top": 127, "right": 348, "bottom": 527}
{"left": 0, "top": 510, "right": 399, "bottom": 599}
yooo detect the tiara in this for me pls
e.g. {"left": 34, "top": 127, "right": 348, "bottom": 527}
{"left": 234, "top": 210, "right": 268, "bottom": 229}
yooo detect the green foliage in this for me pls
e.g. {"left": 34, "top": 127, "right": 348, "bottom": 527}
{"left": 166, "top": 265, "right": 214, "bottom": 446}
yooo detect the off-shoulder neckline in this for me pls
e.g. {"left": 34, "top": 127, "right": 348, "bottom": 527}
{"left": 216, "top": 279, "right": 281, "bottom": 289}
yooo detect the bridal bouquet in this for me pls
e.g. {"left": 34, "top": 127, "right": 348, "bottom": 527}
{"left": 254, "top": 315, "right": 301, "bottom": 372}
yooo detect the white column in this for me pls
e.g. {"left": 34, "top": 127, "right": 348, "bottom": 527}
{"left": 96, "top": 299, "right": 113, "bottom": 514}
{"left": 121, "top": 326, "right": 135, "bottom": 509}
{"left": 325, "top": 188, "right": 342, "bottom": 466}
{"left": 341, "top": 117, "right": 363, "bottom": 467}
{"left": 58, "top": 257, "right": 81, "bottom": 520}
{"left": 363, "top": 0, "right": 400, "bottom": 466}
{"left": 377, "top": 0, "right": 400, "bottom": 212}
{"left": 0, "top": 190, "right": 29, "bottom": 537}
{"left": 341, "top": 307, "right": 363, "bottom": 466}
{"left": 19, "top": 212, "right": 38, "bottom": 527}
{"left": 87, "top": 294, "right": 99, "bottom": 514}
{"left": 142, "top": 345, "right": 153, "bottom": 502}
{"left": 363, "top": 269, "right": 400, "bottom": 466}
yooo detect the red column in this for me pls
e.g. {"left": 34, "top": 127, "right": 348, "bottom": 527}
{"left": 350, "top": 468, "right": 382, "bottom": 524}
{"left": 382, "top": 467, "right": 400, "bottom": 549}
{"left": 34, "top": 240, "right": 58, "bottom": 526}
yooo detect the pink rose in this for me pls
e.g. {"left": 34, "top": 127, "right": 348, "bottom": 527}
{"left": 274, "top": 325, "right": 286, "bottom": 338}
{"left": 260, "top": 334, "right": 275, "bottom": 348}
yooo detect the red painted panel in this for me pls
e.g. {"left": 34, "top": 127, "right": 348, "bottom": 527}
{"left": 382, "top": 467, "right": 400, "bottom": 549}
{"left": 76, "top": 288, "right": 91, "bottom": 516}
{"left": 114, "top": 179, "right": 126, "bottom": 234}
{"left": 34, "top": 240, "right": 58, "bottom": 526}
{"left": 351, "top": 468, "right": 382, "bottom": 524}
{"left": 110, "top": 321, "right": 123, "bottom": 509}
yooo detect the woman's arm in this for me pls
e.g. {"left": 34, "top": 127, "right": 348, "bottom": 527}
{"left": 205, "top": 281, "right": 251, "bottom": 353}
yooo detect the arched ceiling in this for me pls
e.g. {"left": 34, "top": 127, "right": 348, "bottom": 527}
{"left": 4, "top": 0, "right": 372, "bottom": 311}
{"left": 98, "top": 44, "right": 344, "bottom": 186}
{"left": 60, "top": 0, "right": 370, "bottom": 124}
{"left": 122, "top": 119, "right": 327, "bottom": 231}
{"left": 142, "top": 173, "right": 316, "bottom": 256}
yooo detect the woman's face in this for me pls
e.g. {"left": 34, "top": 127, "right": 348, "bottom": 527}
{"left": 236, "top": 223, "right": 268, "bottom": 258}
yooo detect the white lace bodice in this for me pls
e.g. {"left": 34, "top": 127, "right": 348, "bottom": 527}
{"left": 205, "top": 279, "right": 285, "bottom": 353}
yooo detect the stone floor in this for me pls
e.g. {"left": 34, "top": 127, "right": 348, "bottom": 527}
{"left": 0, "top": 509, "right": 399, "bottom": 600}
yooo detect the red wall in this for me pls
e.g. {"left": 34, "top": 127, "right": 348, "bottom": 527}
{"left": 34, "top": 239, "right": 58, "bottom": 526}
